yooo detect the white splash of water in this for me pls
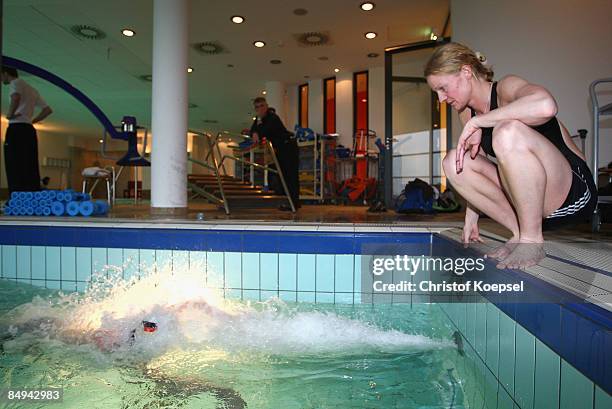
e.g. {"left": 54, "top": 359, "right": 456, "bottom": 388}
{"left": 2, "top": 264, "right": 451, "bottom": 358}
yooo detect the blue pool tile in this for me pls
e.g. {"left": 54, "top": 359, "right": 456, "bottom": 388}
{"left": 107, "top": 248, "right": 124, "bottom": 271}
{"left": 76, "top": 248, "right": 92, "bottom": 282}
{"left": 498, "top": 312, "right": 516, "bottom": 394}
{"left": 242, "top": 253, "right": 260, "bottom": 291}
{"left": 261, "top": 290, "right": 278, "bottom": 301}
{"left": 16, "top": 246, "right": 31, "bottom": 279}
{"left": 76, "top": 282, "right": 88, "bottom": 293}
{"left": 277, "top": 234, "right": 320, "bottom": 254}
{"left": 315, "top": 233, "right": 355, "bottom": 254}
{"left": 498, "top": 385, "right": 514, "bottom": 409}
{"left": 45, "top": 247, "right": 61, "bottom": 281}
{"left": 595, "top": 386, "right": 612, "bottom": 409}
{"left": 466, "top": 302, "right": 477, "bottom": 346}
{"left": 225, "top": 288, "right": 241, "bottom": 300}
{"left": 297, "top": 291, "right": 315, "bottom": 303}
{"left": 484, "top": 368, "right": 498, "bottom": 409}
{"left": 2, "top": 245, "right": 17, "bottom": 278}
{"left": 60, "top": 247, "right": 76, "bottom": 283}
{"left": 155, "top": 250, "right": 172, "bottom": 271}
{"left": 172, "top": 250, "right": 189, "bottom": 270}
{"left": 61, "top": 279, "right": 76, "bottom": 292}
{"left": 172, "top": 230, "right": 207, "bottom": 251}
{"left": 225, "top": 252, "right": 242, "bottom": 290}
{"left": 123, "top": 249, "right": 140, "bottom": 280}
{"left": 260, "top": 253, "right": 279, "bottom": 291}
{"left": 334, "top": 292, "right": 353, "bottom": 304}
{"left": 475, "top": 303, "right": 487, "bottom": 358}
{"left": 243, "top": 232, "right": 278, "bottom": 253}
{"left": 279, "top": 291, "right": 297, "bottom": 303}
{"left": 485, "top": 303, "right": 500, "bottom": 376}
{"left": 354, "top": 255, "right": 362, "bottom": 296}
{"left": 456, "top": 303, "right": 467, "bottom": 335}
{"left": 560, "top": 360, "right": 594, "bottom": 409}
{"left": 316, "top": 292, "right": 334, "bottom": 303}
{"left": 188, "top": 251, "right": 207, "bottom": 275}
{"left": 534, "top": 339, "right": 560, "bottom": 409}
{"left": 242, "top": 289, "right": 259, "bottom": 301}
{"left": 138, "top": 249, "right": 156, "bottom": 275}
{"left": 206, "top": 232, "right": 243, "bottom": 252}
{"left": 31, "top": 246, "right": 45, "bottom": 280}
{"left": 315, "top": 255, "right": 335, "bottom": 293}
{"left": 297, "top": 254, "right": 316, "bottom": 292}
{"left": 46, "top": 280, "right": 61, "bottom": 290}
{"left": 91, "top": 248, "right": 108, "bottom": 277}
{"left": 279, "top": 254, "right": 297, "bottom": 291}
{"left": 514, "top": 324, "right": 536, "bottom": 409}
{"left": 573, "top": 311, "right": 609, "bottom": 391}
{"left": 334, "top": 255, "right": 354, "bottom": 293}
{"left": 206, "top": 252, "right": 224, "bottom": 288}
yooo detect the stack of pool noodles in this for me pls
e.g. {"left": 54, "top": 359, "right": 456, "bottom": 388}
{"left": 2, "top": 190, "right": 109, "bottom": 217}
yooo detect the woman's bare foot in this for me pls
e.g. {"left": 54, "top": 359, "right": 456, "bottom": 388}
{"left": 496, "top": 239, "right": 545, "bottom": 269}
{"left": 485, "top": 236, "right": 519, "bottom": 260}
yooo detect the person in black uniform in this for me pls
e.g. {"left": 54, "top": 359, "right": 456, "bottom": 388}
{"left": 250, "top": 97, "right": 300, "bottom": 210}
{"left": 424, "top": 43, "right": 597, "bottom": 269}
{"left": 2, "top": 67, "right": 53, "bottom": 193}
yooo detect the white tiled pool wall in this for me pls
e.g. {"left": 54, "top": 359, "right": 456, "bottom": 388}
{"left": 0, "top": 245, "right": 364, "bottom": 304}
{"left": 439, "top": 301, "right": 611, "bottom": 409}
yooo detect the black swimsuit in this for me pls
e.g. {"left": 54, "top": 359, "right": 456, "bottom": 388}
{"left": 471, "top": 82, "right": 598, "bottom": 230}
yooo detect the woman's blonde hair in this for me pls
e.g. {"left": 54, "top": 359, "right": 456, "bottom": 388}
{"left": 424, "top": 42, "right": 494, "bottom": 82}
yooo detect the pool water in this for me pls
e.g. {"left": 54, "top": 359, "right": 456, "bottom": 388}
{"left": 0, "top": 271, "right": 484, "bottom": 409}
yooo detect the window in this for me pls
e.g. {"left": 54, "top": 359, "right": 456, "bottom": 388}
{"left": 323, "top": 77, "right": 336, "bottom": 134}
{"left": 298, "top": 83, "right": 309, "bottom": 128}
{"left": 353, "top": 71, "right": 368, "bottom": 133}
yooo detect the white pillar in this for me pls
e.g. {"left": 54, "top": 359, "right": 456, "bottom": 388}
{"left": 264, "top": 81, "right": 286, "bottom": 124}
{"left": 151, "top": 0, "right": 189, "bottom": 210}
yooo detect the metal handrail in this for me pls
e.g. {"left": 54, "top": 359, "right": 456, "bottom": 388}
{"left": 589, "top": 78, "right": 612, "bottom": 185}
{"left": 218, "top": 140, "right": 295, "bottom": 212}
{"left": 188, "top": 130, "right": 229, "bottom": 214}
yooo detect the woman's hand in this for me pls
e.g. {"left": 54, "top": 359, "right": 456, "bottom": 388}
{"left": 456, "top": 117, "right": 483, "bottom": 173}
{"left": 462, "top": 208, "right": 483, "bottom": 247}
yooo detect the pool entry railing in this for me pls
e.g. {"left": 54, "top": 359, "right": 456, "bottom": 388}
{"left": 187, "top": 131, "right": 296, "bottom": 214}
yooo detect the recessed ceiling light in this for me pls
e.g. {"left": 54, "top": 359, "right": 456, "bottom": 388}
{"left": 293, "top": 8, "right": 308, "bottom": 16}
{"left": 227, "top": 64, "right": 234, "bottom": 68}
{"left": 262, "top": 91, "right": 267, "bottom": 95}
{"left": 253, "top": 41, "right": 266, "bottom": 48}
{"left": 304, "top": 75, "right": 310, "bottom": 79}
{"left": 318, "top": 56, "right": 329, "bottom": 61}
{"left": 231, "top": 15, "right": 245, "bottom": 24}
{"left": 270, "top": 59, "right": 282, "bottom": 64}
{"left": 99, "top": 139, "right": 103, "bottom": 143}
{"left": 360, "top": 2, "right": 375, "bottom": 11}
{"left": 187, "top": 67, "right": 194, "bottom": 73}
{"left": 430, "top": 32, "right": 438, "bottom": 41}
{"left": 121, "top": 28, "right": 135, "bottom": 37}
{"left": 367, "top": 52, "right": 379, "bottom": 58}
{"left": 334, "top": 68, "right": 340, "bottom": 73}
{"left": 365, "top": 32, "right": 377, "bottom": 39}
{"left": 252, "top": 116, "right": 257, "bottom": 121}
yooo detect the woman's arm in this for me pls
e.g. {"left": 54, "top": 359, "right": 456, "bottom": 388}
{"left": 474, "top": 75, "right": 558, "bottom": 128}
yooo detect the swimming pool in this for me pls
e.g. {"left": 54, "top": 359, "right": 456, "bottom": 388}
{"left": 0, "top": 221, "right": 610, "bottom": 408}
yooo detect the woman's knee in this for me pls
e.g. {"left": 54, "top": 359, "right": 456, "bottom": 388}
{"left": 492, "top": 119, "right": 530, "bottom": 156}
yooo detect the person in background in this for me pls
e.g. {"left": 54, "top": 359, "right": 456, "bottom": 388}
{"left": 2, "top": 67, "right": 53, "bottom": 193}
{"left": 250, "top": 97, "right": 300, "bottom": 211}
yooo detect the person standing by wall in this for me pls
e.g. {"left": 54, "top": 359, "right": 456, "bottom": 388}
{"left": 2, "top": 67, "right": 53, "bottom": 193}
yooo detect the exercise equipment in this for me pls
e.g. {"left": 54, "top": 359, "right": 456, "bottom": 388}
{"left": 2, "top": 189, "right": 109, "bottom": 217}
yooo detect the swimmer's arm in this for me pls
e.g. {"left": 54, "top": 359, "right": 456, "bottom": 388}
{"left": 473, "top": 75, "right": 558, "bottom": 128}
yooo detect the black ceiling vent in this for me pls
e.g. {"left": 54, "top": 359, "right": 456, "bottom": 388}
{"left": 295, "top": 31, "right": 331, "bottom": 47}
{"left": 71, "top": 25, "right": 106, "bottom": 40}
{"left": 194, "top": 41, "right": 226, "bottom": 55}
{"left": 189, "top": 103, "right": 198, "bottom": 109}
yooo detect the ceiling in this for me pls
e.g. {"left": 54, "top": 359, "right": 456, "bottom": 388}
{"left": 2, "top": 0, "right": 449, "bottom": 138}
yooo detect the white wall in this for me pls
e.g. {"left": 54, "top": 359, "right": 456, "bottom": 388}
{"left": 451, "top": 0, "right": 612, "bottom": 172}
{"left": 286, "top": 86, "right": 299, "bottom": 131}
{"left": 336, "top": 72, "right": 354, "bottom": 148}
{"left": 308, "top": 79, "right": 323, "bottom": 134}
